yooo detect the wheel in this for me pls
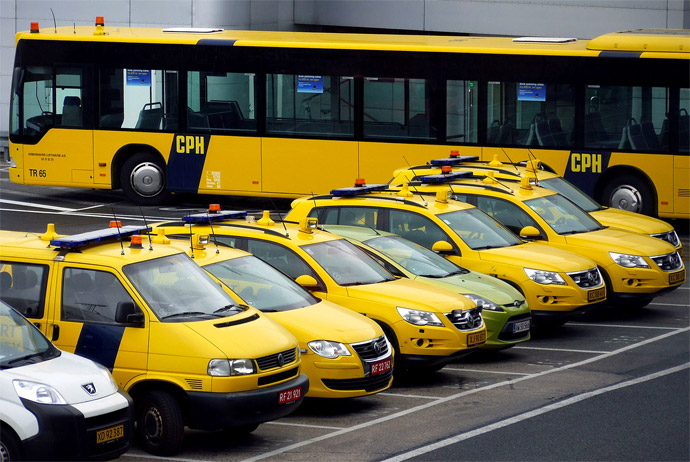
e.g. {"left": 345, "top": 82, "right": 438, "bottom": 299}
{"left": 120, "top": 153, "right": 169, "bottom": 205}
{"left": 136, "top": 390, "right": 185, "bottom": 456}
{"left": 0, "top": 428, "right": 23, "bottom": 462}
{"left": 600, "top": 174, "right": 655, "bottom": 216}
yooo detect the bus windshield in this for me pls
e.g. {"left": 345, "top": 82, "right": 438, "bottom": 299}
{"left": 302, "top": 239, "right": 395, "bottom": 286}
{"left": 438, "top": 209, "right": 523, "bottom": 250}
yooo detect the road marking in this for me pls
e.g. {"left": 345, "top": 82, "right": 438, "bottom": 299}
{"left": 0, "top": 198, "right": 74, "bottom": 212}
{"left": 266, "top": 421, "right": 345, "bottom": 430}
{"left": 567, "top": 322, "right": 680, "bottom": 330}
{"left": 649, "top": 302, "right": 690, "bottom": 307}
{"left": 0, "top": 207, "right": 171, "bottom": 221}
{"left": 382, "top": 362, "right": 690, "bottom": 462}
{"left": 378, "top": 392, "right": 443, "bottom": 399}
{"left": 513, "top": 346, "right": 608, "bottom": 354}
{"left": 443, "top": 367, "right": 529, "bottom": 376}
{"left": 124, "top": 452, "right": 211, "bottom": 462}
{"left": 241, "top": 327, "right": 689, "bottom": 462}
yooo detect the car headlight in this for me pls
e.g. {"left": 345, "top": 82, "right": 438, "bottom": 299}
{"left": 208, "top": 358, "right": 256, "bottom": 376}
{"left": 13, "top": 380, "right": 67, "bottom": 404}
{"left": 397, "top": 306, "right": 444, "bottom": 327}
{"left": 462, "top": 294, "right": 503, "bottom": 312}
{"left": 524, "top": 268, "right": 566, "bottom": 285}
{"left": 308, "top": 340, "right": 351, "bottom": 359}
{"left": 609, "top": 252, "right": 650, "bottom": 268}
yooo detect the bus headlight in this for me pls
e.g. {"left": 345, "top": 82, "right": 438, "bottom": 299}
{"left": 208, "top": 359, "right": 256, "bottom": 376}
{"left": 609, "top": 252, "right": 650, "bottom": 268}
{"left": 524, "top": 268, "right": 566, "bottom": 285}
{"left": 397, "top": 307, "right": 444, "bottom": 327}
{"left": 462, "top": 294, "right": 503, "bottom": 312}
{"left": 13, "top": 380, "right": 67, "bottom": 404}
{"left": 308, "top": 340, "right": 351, "bottom": 359}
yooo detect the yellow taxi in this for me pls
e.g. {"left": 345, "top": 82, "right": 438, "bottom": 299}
{"left": 152, "top": 208, "right": 487, "bottom": 374}
{"left": 315, "top": 225, "right": 531, "bottom": 350}
{"left": 0, "top": 224, "right": 308, "bottom": 456}
{"left": 164, "top": 231, "right": 393, "bottom": 398}
{"left": 395, "top": 152, "right": 682, "bottom": 255}
{"left": 285, "top": 184, "right": 607, "bottom": 328}
{"left": 388, "top": 166, "right": 685, "bottom": 309}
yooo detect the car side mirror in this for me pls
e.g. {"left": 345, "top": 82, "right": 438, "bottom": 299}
{"left": 115, "top": 301, "right": 144, "bottom": 326}
{"left": 295, "top": 275, "right": 319, "bottom": 289}
{"left": 519, "top": 226, "right": 542, "bottom": 239}
{"left": 431, "top": 240, "right": 454, "bottom": 254}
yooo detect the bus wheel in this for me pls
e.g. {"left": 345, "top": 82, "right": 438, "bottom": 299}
{"left": 600, "top": 174, "right": 654, "bottom": 216}
{"left": 121, "top": 153, "right": 169, "bottom": 205}
{"left": 136, "top": 390, "right": 184, "bottom": 456}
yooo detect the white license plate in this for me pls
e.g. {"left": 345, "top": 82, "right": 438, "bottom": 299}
{"left": 512, "top": 319, "right": 531, "bottom": 333}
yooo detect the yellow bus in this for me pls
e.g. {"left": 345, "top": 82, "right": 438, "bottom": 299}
{"left": 8, "top": 19, "right": 689, "bottom": 217}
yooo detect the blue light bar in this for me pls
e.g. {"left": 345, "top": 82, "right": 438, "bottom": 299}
{"left": 429, "top": 155, "right": 479, "bottom": 166}
{"left": 182, "top": 210, "right": 247, "bottom": 224}
{"left": 50, "top": 226, "right": 149, "bottom": 249}
{"left": 417, "top": 171, "right": 473, "bottom": 184}
{"left": 330, "top": 184, "right": 388, "bottom": 196}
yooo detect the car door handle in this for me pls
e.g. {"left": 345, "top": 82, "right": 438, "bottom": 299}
{"left": 52, "top": 324, "right": 60, "bottom": 341}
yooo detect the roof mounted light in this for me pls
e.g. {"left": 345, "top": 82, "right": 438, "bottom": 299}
{"left": 430, "top": 155, "right": 479, "bottom": 167}
{"left": 50, "top": 226, "right": 149, "bottom": 249}
{"left": 417, "top": 171, "right": 472, "bottom": 184}
{"left": 30, "top": 22, "right": 39, "bottom": 34}
{"left": 330, "top": 181, "right": 388, "bottom": 196}
{"left": 183, "top": 208, "right": 247, "bottom": 224}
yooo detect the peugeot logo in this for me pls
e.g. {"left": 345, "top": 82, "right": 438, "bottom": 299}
{"left": 82, "top": 383, "right": 97, "bottom": 395}
{"left": 277, "top": 353, "right": 285, "bottom": 367}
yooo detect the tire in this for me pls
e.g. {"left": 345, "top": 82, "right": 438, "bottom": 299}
{"left": 600, "top": 173, "right": 655, "bottom": 216}
{"left": 0, "top": 428, "right": 23, "bottom": 462}
{"left": 120, "top": 153, "right": 169, "bottom": 205}
{"left": 136, "top": 390, "right": 185, "bottom": 456}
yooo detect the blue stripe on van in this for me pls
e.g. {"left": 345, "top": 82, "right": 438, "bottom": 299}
{"left": 74, "top": 324, "right": 126, "bottom": 371}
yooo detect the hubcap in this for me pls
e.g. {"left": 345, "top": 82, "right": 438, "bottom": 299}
{"left": 609, "top": 184, "right": 642, "bottom": 213}
{"left": 130, "top": 162, "right": 164, "bottom": 197}
{"left": 143, "top": 406, "right": 164, "bottom": 443}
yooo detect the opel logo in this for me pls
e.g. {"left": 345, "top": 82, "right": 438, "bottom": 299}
{"left": 277, "top": 353, "right": 285, "bottom": 367}
{"left": 82, "top": 383, "right": 97, "bottom": 395}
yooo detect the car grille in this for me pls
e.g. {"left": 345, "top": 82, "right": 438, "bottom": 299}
{"left": 651, "top": 230, "right": 680, "bottom": 247}
{"left": 322, "top": 369, "right": 393, "bottom": 392}
{"left": 445, "top": 307, "right": 483, "bottom": 331}
{"left": 257, "top": 366, "right": 300, "bottom": 386}
{"left": 567, "top": 267, "right": 602, "bottom": 289}
{"left": 497, "top": 314, "right": 532, "bottom": 341}
{"left": 256, "top": 348, "right": 297, "bottom": 371}
{"left": 651, "top": 252, "right": 683, "bottom": 272}
{"left": 350, "top": 336, "right": 389, "bottom": 360}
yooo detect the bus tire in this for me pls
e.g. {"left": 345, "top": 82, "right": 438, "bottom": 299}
{"left": 600, "top": 173, "right": 655, "bottom": 216}
{"left": 136, "top": 390, "right": 185, "bottom": 456}
{"left": 121, "top": 153, "right": 169, "bottom": 205}
{"left": 0, "top": 425, "right": 23, "bottom": 462}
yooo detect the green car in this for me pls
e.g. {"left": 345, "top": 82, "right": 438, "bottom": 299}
{"left": 321, "top": 225, "right": 531, "bottom": 350}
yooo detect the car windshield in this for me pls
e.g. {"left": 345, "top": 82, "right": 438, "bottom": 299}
{"left": 363, "top": 235, "right": 468, "bottom": 278}
{"left": 302, "top": 239, "right": 396, "bottom": 286}
{"left": 204, "top": 255, "right": 319, "bottom": 312}
{"left": 540, "top": 177, "right": 602, "bottom": 212}
{"left": 526, "top": 195, "right": 603, "bottom": 235}
{"left": 124, "top": 253, "right": 244, "bottom": 322}
{"left": 0, "top": 301, "right": 59, "bottom": 369}
{"left": 438, "top": 208, "right": 523, "bottom": 250}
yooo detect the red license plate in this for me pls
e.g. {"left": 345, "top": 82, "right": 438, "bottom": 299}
{"left": 370, "top": 358, "right": 392, "bottom": 375}
{"left": 278, "top": 386, "right": 301, "bottom": 404}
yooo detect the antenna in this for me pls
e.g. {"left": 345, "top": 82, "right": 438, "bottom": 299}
{"left": 187, "top": 221, "right": 194, "bottom": 258}
{"left": 206, "top": 211, "right": 220, "bottom": 254}
{"left": 138, "top": 207, "right": 153, "bottom": 250}
{"left": 525, "top": 148, "right": 541, "bottom": 186}
{"left": 500, "top": 148, "right": 520, "bottom": 172}
{"left": 111, "top": 208, "right": 125, "bottom": 255}
{"left": 400, "top": 156, "right": 427, "bottom": 206}
{"left": 50, "top": 8, "right": 57, "bottom": 33}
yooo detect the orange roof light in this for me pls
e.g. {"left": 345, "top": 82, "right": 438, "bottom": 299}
{"left": 30, "top": 22, "right": 39, "bottom": 33}
{"left": 95, "top": 16, "right": 105, "bottom": 26}
{"left": 355, "top": 178, "right": 366, "bottom": 186}
{"left": 209, "top": 204, "right": 221, "bottom": 213}
{"left": 450, "top": 150, "right": 459, "bottom": 157}
{"left": 109, "top": 220, "right": 122, "bottom": 228}
{"left": 441, "top": 165, "right": 452, "bottom": 173}
{"left": 130, "top": 234, "right": 143, "bottom": 248}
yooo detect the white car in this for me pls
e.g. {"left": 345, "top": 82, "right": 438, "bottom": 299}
{"left": 0, "top": 301, "right": 133, "bottom": 460}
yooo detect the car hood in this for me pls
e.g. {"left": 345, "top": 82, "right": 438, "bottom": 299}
{"left": 590, "top": 208, "right": 673, "bottom": 235}
{"left": 414, "top": 271, "right": 524, "bottom": 306}
{"left": 478, "top": 242, "right": 596, "bottom": 272}
{"left": 561, "top": 228, "right": 677, "bottom": 256}
{"left": 266, "top": 300, "right": 383, "bottom": 344}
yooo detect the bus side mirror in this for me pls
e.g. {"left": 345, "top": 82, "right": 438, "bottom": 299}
{"left": 431, "top": 240, "right": 454, "bottom": 254}
{"left": 115, "top": 301, "right": 144, "bottom": 326}
{"left": 295, "top": 275, "right": 319, "bottom": 290}
{"left": 519, "top": 226, "right": 542, "bottom": 239}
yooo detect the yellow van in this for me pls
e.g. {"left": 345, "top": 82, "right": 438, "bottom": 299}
{"left": 0, "top": 225, "right": 308, "bottom": 456}
{"left": 152, "top": 208, "right": 487, "bottom": 374}
{"left": 286, "top": 185, "right": 607, "bottom": 328}
{"left": 165, "top": 233, "right": 394, "bottom": 398}
{"left": 388, "top": 166, "right": 685, "bottom": 309}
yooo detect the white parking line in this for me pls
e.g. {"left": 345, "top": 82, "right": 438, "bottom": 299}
{"left": 442, "top": 367, "right": 529, "bottom": 376}
{"left": 649, "top": 302, "right": 690, "bottom": 307}
{"left": 378, "top": 392, "right": 443, "bottom": 399}
{"left": 266, "top": 421, "right": 345, "bottom": 430}
{"left": 0, "top": 207, "right": 171, "bottom": 221}
{"left": 513, "top": 346, "right": 608, "bottom": 354}
{"left": 382, "top": 362, "right": 690, "bottom": 462}
{"left": 241, "top": 327, "right": 689, "bottom": 462}
{"left": 567, "top": 322, "right": 681, "bottom": 330}
{"left": 0, "top": 198, "right": 74, "bottom": 212}
{"left": 124, "top": 452, "right": 212, "bottom": 462}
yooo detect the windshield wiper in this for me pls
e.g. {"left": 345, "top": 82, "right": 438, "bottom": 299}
{"left": 161, "top": 311, "right": 211, "bottom": 320}
{"left": 213, "top": 304, "right": 243, "bottom": 315}
{"left": 6, "top": 351, "right": 46, "bottom": 365}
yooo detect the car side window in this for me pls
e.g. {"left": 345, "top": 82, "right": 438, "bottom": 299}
{"left": 245, "top": 239, "right": 325, "bottom": 291}
{"left": 387, "top": 210, "right": 451, "bottom": 250}
{"left": 472, "top": 195, "right": 544, "bottom": 237}
{"left": 0, "top": 262, "right": 48, "bottom": 319}
{"left": 62, "top": 268, "right": 136, "bottom": 324}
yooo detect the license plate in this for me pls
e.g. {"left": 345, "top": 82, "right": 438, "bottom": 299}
{"left": 588, "top": 287, "right": 606, "bottom": 302}
{"left": 96, "top": 424, "right": 124, "bottom": 444}
{"left": 370, "top": 358, "right": 392, "bottom": 375}
{"left": 278, "top": 386, "right": 301, "bottom": 404}
{"left": 468, "top": 330, "right": 486, "bottom": 347}
{"left": 512, "top": 319, "right": 531, "bottom": 333}
{"left": 669, "top": 269, "right": 685, "bottom": 284}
